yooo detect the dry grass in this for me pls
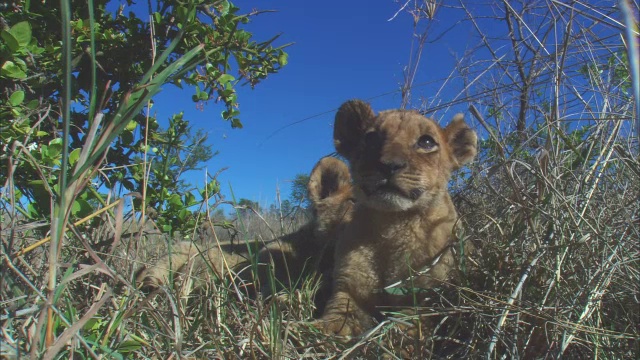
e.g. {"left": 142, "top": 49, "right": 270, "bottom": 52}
{"left": 2, "top": 0, "right": 639, "bottom": 358}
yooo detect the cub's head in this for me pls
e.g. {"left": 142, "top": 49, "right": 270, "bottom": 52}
{"left": 334, "top": 100, "right": 477, "bottom": 212}
{"left": 307, "top": 156, "right": 354, "bottom": 238}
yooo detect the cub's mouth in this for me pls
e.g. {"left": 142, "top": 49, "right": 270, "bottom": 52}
{"left": 375, "top": 183, "right": 405, "bottom": 196}
{"left": 363, "top": 181, "right": 424, "bottom": 201}
{"left": 359, "top": 178, "right": 427, "bottom": 211}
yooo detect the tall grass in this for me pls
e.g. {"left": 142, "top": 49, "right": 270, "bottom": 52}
{"left": 2, "top": 0, "right": 638, "bottom": 358}
{"left": 1, "top": 0, "right": 225, "bottom": 357}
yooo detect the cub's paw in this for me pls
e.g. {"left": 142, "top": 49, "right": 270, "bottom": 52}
{"left": 313, "top": 316, "right": 361, "bottom": 338}
{"left": 134, "top": 266, "right": 169, "bottom": 291}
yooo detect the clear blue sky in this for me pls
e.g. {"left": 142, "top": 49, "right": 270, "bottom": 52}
{"left": 147, "top": 1, "right": 476, "bottom": 208}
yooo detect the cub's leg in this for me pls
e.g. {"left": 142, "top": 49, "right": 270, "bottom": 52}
{"left": 318, "top": 291, "right": 376, "bottom": 336}
{"left": 318, "top": 246, "right": 380, "bottom": 337}
{"left": 136, "top": 242, "right": 245, "bottom": 290}
{"left": 255, "top": 240, "right": 300, "bottom": 294}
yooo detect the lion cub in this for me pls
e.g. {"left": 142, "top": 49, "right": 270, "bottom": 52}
{"left": 137, "top": 157, "right": 354, "bottom": 305}
{"left": 318, "top": 100, "right": 477, "bottom": 336}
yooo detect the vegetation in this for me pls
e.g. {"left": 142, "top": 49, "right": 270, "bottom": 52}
{"left": 2, "top": 0, "right": 638, "bottom": 359}
{"left": 1, "top": 0, "right": 291, "bottom": 357}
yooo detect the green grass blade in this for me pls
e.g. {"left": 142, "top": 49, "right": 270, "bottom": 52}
{"left": 87, "top": 0, "right": 98, "bottom": 126}
{"left": 69, "top": 43, "right": 205, "bottom": 183}
{"left": 138, "top": 27, "right": 186, "bottom": 85}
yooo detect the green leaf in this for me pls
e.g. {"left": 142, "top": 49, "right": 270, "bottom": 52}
{"left": 178, "top": 208, "right": 188, "bottom": 221}
{"left": 219, "top": 1, "right": 230, "bottom": 16}
{"left": 208, "top": 180, "right": 220, "bottom": 194}
{"left": 1, "top": 61, "right": 27, "bottom": 79}
{"left": 71, "top": 199, "right": 92, "bottom": 217}
{"left": 120, "top": 130, "right": 133, "bottom": 145}
{"left": 26, "top": 100, "right": 39, "bottom": 110}
{"left": 384, "top": 287, "right": 404, "bottom": 295}
{"left": 82, "top": 339, "right": 124, "bottom": 360}
{"left": 1, "top": 31, "right": 19, "bottom": 52}
{"left": 217, "top": 74, "right": 235, "bottom": 85}
{"left": 47, "top": 138, "right": 63, "bottom": 158}
{"left": 116, "top": 339, "right": 143, "bottom": 353}
{"left": 83, "top": 318, "right": 100, "bottom": 332}
{"left": 69, "top": 148, "right": 81, "bottom": 165}
{"left": 278, "top": 52, "right": 288, "bottom": 66}
{"left": 9, "top": 91, "right": 25, "bottom": 106}
{"left": 73, "top": 18, "right": 84, "bottom": 31}
{"left": 168, "top": 194, "right": 183, "bottom": 208}
{"left": 231, "top": 118, "right": 243, "bottom": 128}
{"left": 184, "top": 192, "right": 197, "bottom": 207}
{"left": 176, "top": 6, "right": 195, "bottom": 23}
{"left": 222, "top": 108, "right": 240, "bottom": 119}
{"left": 125, "top": 120, "right": 138, "bottom": 131}
{"left": 10, "top": 21, "right": 32, "bottom": 47}
{"left": 27, "top": 203, "right": 39, "bottom": 219}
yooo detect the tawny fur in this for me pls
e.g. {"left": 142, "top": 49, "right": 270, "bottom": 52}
{"left": 318, "top": 100, "right": 478, "bottom": 336}
{"left": 135, "top": 241, "right": 249, "bottom": 290}
{"left": 255, "top": 157, "right": 353, "bottom": 296}
{"left": 136, "top": 157, "right": 354, "bottom": 304}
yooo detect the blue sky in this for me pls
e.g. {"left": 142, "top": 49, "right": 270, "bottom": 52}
{"left": 148, "top": 1, "right": 477, "bottom": 209}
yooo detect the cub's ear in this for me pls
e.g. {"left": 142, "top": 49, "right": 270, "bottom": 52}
{"left": 333, "top": 100, "right": 376, "bottom": 159}
{"left": 308, "top": 157, "right": 351, "bottom": 204}
{"left": 444, "top": 114, "right": 477, "bottom": 170}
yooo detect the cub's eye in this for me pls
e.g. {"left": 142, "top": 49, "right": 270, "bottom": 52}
{"left": 416, "top": 135, "right": 437, "bottom": 150}
{"left": 364, "top": 131, "right": 382, "bottom": 149}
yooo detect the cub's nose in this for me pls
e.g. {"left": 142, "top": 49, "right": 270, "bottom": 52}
{"left": 378, "top": 159, "right": 407, "bottom": 177}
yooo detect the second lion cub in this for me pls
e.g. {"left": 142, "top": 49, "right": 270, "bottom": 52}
{"left": 318, "top": 100, "right": 477, "bottom": 336}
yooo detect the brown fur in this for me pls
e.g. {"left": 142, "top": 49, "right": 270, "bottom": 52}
{"left": 318, "top": 100, "right": 477, "bottom": 336}
{"left": 255, "top": 157, "right": 353, "bottom": 295}
{"left": 135, "top": 241, "right": 243, "bottom": 290}
{"left": 136, "top": 157, "right": 354, "bottom": 306}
